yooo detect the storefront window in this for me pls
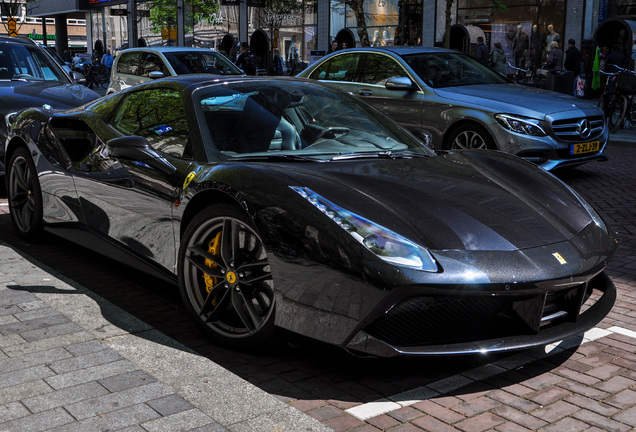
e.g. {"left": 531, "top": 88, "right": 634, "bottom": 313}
{"left": 329, "top": 0, "right": 422, "bottom": 48}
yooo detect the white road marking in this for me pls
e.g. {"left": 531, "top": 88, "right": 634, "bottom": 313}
{"left": 346, "top": 326, "right": 635, "bottom": 420}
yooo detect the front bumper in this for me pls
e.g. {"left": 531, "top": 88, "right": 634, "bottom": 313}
{"left": 345, "top": 272, "right": 616, "bottom": 357}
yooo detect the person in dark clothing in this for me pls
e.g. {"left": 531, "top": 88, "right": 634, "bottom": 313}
{"left": 564, "top": 39, "right": 582, "bottom": 76}
{"left": 235, "top": 42, "right": 258, "bottom": 75}
{"left": 475, "top": 37, "right": 489, "bottom": 66}
{"left": 604, "top": 45, "right": 626, "bottom": 73}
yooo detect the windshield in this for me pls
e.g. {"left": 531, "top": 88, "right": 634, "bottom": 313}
{"left": 0, "top": 43, "right": 68, "bottom": 82}
{"left": 403, "top": 52, "right": 509, "bottom": 88}
{"left": 194, "top": 80, "right": 434, "bottom": 162}
{"left": 165, "top": 51, "right": 242, "bottom": 75}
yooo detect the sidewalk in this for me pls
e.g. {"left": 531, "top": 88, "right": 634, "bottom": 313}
{"left": 0, "top": 239, "right": 332, "bottom": 432}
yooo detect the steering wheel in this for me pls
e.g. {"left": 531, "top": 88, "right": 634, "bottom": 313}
{"left": 316, "top": 127, "right": 350, "bottom": 140}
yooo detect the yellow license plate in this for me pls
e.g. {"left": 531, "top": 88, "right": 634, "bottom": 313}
{"left": 571, "top": 141, "right": 600, "bottom": 155}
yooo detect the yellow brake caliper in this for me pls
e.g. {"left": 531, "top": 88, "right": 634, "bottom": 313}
{"left": 204, "top": 231, "right": 223, "bottom": 305}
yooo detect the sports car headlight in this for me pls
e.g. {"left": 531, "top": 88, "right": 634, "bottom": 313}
{"left": 290, "top": 186, "right": 438, "bottom": 271}
{"left": 494, "top": 114, "right": 546, "bottom": 136}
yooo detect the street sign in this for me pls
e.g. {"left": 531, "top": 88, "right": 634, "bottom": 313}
{"left": 7, "top": 18, "right": 18, "bottom": 37}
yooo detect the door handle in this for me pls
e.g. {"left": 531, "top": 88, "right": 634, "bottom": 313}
{"left": 358, "top": 89, "right": 373, "bottom": 96}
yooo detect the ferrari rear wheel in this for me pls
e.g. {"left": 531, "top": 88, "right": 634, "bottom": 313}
{"left": 447, "top": 124, "right": 496, "bottom": 150}
{"left": 7, "top": 146, "right": 44, "bottom": 241}
{"left": 179, "top": 204, "right": 275, "bottom": 348}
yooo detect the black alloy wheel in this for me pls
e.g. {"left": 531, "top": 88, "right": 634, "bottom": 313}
{"left": 447, "top": 124, "right": 495, "bottom": 150}
{"left": 7, "top": 146, "right": 44, "bottom": 241}
{"left": 179, "top": 204, "right": 275, "bottom": 347}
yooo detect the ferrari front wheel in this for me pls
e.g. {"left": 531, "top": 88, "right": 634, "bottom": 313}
{"left": 7, "top": 146, "right": 44, "bottom": 241}
{"left": 178, "top": 204, "right": 275, "bottom": 348}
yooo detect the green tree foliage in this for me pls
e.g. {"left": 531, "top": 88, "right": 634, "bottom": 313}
{"left": 148, "top": 0, "right": 219, "bottom": 33}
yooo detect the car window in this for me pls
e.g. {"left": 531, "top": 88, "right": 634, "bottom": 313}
{"left": 116, "top": 52, "right": 142, "bottom": 76}
{"left": 359, "top": 53, "right": 408, "bottom": 86}
{"left": 141, "top": 54, "right": 168, "bottom": 76}
{"left": 307, "top": 52, "right": 363, "bottom": 82}
{"left": 403, "top": 52, "right": 508, "bottom": 88}
{"left": 112, "top": 88, "right": 191, "bottom": 159}
{"left": 0, "top": 43, "right": 67, "bottom": 82}
{"left": 194, "top": 81, "right": 434, "bottom": 161}
{"left": 164, "top": 51, "right": 242, "bottom": 75}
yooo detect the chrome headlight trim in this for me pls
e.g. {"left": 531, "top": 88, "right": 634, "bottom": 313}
{"left": 290, "top": 186, "right": 438, "bottom": 271}
{"left": 495, "top": 114, "right": 547, "bottom": 137}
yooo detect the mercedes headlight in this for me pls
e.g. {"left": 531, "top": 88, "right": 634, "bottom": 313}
{"left": 291, "top": 186, "right": 438, "bottom": 271}
{"left": 495, "top": 114, "right": 546, "bottom": 136}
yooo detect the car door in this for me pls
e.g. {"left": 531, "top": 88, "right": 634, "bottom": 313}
{"left": 355, "top": 52, "right": 424, "bottom": 133}
{"left": 73, "top": 87, "right": 194, "bottom": 272}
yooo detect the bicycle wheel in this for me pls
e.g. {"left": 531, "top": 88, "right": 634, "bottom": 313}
{"left": 629, "top": 98, "right": 636, "bottom": 127}
{"left": 608, "top": 95, "right": 627, "bottom": 133}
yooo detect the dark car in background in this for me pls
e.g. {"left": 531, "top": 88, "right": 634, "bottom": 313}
{"left": 299, "top": 46, "right": 608, "bottom": 171}
{"left": 5, "top": 75, "right": 617, "bottom": 357}
{"left": 107, "top": 47, "right": 243, "bottom": 94}
{"left": 0, "top": 36, "right": 99, "bottom": 176}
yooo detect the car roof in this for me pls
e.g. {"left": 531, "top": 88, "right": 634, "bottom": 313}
{"left": 118, "top": 47, "right": 221, "bottom": 55}
{"left": 0, "top": 35, "right": 40, "bottom": 47}
{"left": 335, "top": 46, "right": 456, "bottom": 56}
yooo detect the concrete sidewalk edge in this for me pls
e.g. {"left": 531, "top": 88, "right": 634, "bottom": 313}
{"left": 0, "top": 241, "right": 333, "bottom": 432}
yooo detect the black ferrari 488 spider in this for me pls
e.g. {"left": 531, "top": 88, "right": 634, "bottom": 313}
{"left": 4, "top": 75, "right": 618, "bottom": 357}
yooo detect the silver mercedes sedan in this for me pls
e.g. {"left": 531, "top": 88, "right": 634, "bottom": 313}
{"left": 298, "top": 46, "right": 607, "bottom": 171}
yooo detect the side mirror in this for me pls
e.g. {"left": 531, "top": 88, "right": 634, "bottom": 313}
{"left": 107, "top": 136, "right": 177, "bottom": 176}
{"left": 70, "top": 70, "right": 87, "bottom": 84}
{"left": 148, "top": 71, "right": 165, "bottom": 79}
{"left": 385, "top": 77, "right": 417, "bottom": 91}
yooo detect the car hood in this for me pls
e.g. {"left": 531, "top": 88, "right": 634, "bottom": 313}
{"left": 433, "top": 83, "right": 600, "bottom": 119}
{"left": 0, "top": 81, "right": 99, "bottom": 115}
{"left": 270, "top": 151, "right": 605, "bottom": 252}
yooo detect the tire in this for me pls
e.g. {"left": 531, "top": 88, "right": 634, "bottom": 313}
{"left": 7, "top": 146, "right": 44, "bottom": 241}
{"left": 178, "top": 204, "right": 275, "bottom": 348}
{"left": 608, "top": 95, "right": 627, "bottom": 133}
{"left": 447, "top": 124, "right": 496, "bottom": 150}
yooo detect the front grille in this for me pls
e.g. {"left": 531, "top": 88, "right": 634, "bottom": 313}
{"left": 366, "top": 284, "right": 585, "bottom": 347}
{"left": 551, "top": 116, "right": 605, "bottom": 142}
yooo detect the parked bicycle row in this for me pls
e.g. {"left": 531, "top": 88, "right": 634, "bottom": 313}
{"left": 598, "top": 65, "right": 636, "bottom": 132}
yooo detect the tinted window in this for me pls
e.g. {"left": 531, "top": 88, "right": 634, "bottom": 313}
{"left": 164, "top": 51, "right": 242, "bottom": 75}
{"left": 116, "top": 52, "right": 142, "bottom": 75}
{"left": 112, "top": 88, "right": 191, "bottom": 159}
{"left": 308, "top": 53, "right": 363, "bottom": 82}
{"left": 0, "top": 43, "right": 67, "bottom": 82}
{"left": 141, "top": 54, "right": 168, "bottom": 76}
{"left": 403, "top": 52, "right": 509, "bottom": 88}
{"left": 359, "top": 53, "right": 408, "bottom": 85}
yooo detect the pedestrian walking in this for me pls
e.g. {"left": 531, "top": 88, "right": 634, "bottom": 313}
{"left": 475, "top": 37, "right": 489, "bottom": 66}
{"left": 490, "top": 42, "right": 507, "bottom": 75}
{"left": 546, "top": 41, "right": 564, "bottom": 71}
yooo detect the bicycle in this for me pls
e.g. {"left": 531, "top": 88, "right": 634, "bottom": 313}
{"left": 605, "top": 65, "right": 636, "bottom": 132}
{"left": 506, "top": 62, "right": 547, "bottom": 88}
{"left": 83, "top": 63, "right": 110, "bottom": 89}
{"left": 597, "top": 69, "right": 620, "bottom": 121}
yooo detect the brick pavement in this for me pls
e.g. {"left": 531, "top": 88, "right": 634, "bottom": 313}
{"left": 0, "top": 130, "right": 635, "bottom": 431}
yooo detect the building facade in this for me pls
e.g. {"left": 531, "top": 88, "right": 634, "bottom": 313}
{"left": 20, "top": 0, "right": 635, "bottom": 72}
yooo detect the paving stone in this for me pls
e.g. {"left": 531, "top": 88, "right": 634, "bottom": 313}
{"left": 64, "top": 340, "right": 109, "bottom": 356}
{"left": 1, "top": 331, "right": 94, "bottom": 358}
{"left": 47, "top": 348, "right": 124, "bottom": 374}
{"left": 0, "top": 401, "right": 30, "bottom": 423}
{"left": 572, "top": 408, "right": 632, "bottom": 432}
{"left": 0, "top": 379, "right": 53, "bottom": 405}
{"left": 0, "top": 347, "right": 71, "bottom": 373}
{"left": 20, "top": 321, "right": 83, "bottom": 342}
{"left": 98, "top": 369, "right": 157, "bottom": 392}
{"left": 46, "top": 403, "right": 161, "bottom": 432}
{"left": 146, "top": 394, "right": 195, "bottom": 416}
{"left": 22, "top": 381, "right": 110, "bottom": 413}
{"left": 45, "top": 359, "right": 138, "bottom": 390}
{"left": 64, "top": 382, "right": 174, "bottom": 420}
{"left": 0, "top": 364, "right": 56, "bottom": 389}
{"left": 0, "top": 314, "right": 71, "bottom": 336}
{"left": 0, "top": 407, "right": 75, "bottom": 432}
{"left": 454, "top": 412, "right": 506, "bottom": 432}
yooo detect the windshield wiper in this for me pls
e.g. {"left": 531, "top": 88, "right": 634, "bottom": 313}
{"left": 229, "top": 154, "right": 325, "bottom": 162}
{"left": 331, "top": 151, "right": 430, "bottom": 161}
